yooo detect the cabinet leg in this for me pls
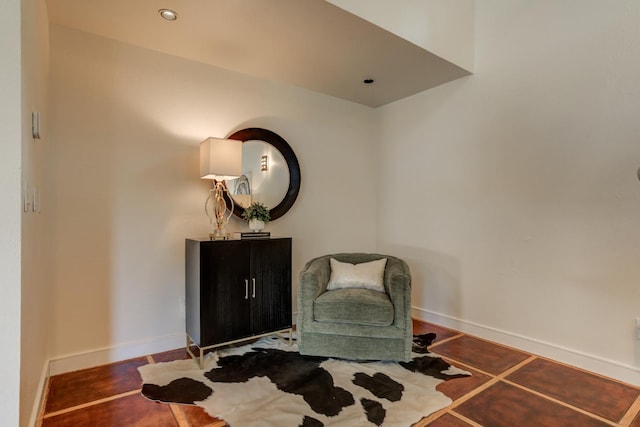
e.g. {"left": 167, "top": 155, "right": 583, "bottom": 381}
{"left": 274, "top": 328, "right": 293, "bottom": 346}
{"left": 186, "top": 329, "right": 294, "bottom": 369}
{"left": 186, "top": 334, "right": 205, "bottom": 369}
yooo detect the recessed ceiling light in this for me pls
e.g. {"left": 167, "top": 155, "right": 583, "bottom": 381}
{"left": 159, "top": 9, "right": 178, "bottom": 21}
{"left": 363, "top": 78, "right": 375, "bottom": 85}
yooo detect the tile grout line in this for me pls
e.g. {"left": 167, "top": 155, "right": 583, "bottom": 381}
{"left": 429, "top": 332, "right": 539, "bottom": 379}
{"left": 437, "top": 331, "right": 536, "bottom": 356}
{"left": 428, "top": 333, "right": 465, "bottom": 349}
{"left": 416, "top": 400, "right": 459, "bottom": 425}
{"left": 533, "top": 353, "right": 640, "bottom": 391}
{"left": 417, "top": 409, "right": 483, "bottom": 427}
{"left": 502, "top": 378, "right": 619, "bottom": 427}
{"left": 443, "top": 351, "right": 621, "bottom": 427}
{"left": 426, "top": 328, "right": 634, "bottom": 427}
{"left": 447, "top": 410, "right": 484, "bottom": 427}
{"left": 149, "top": 352, "right": 227, "bottom": 427}
{"left": 42, "top": 389, "right": 141, "bottom": 419}
{"left": 619, "top": 392, "right": 640, "bottom": 426}
{"left": 148, "top": 353, "right": 192, "bottom": 427}
{"left": 435, "top": 330, "right": 640, "bottom": 427}
{"left": 417, "top": 407, "right": 482, "bottom": 427}
{"left": 452, "top": 325, "right": 640, "bottom": 392}
{"left": 42, "top": 356, "right": 155, "bottom": 423}
{"left": 437, "top": 352, "right": 537, "bottom": 381}
{"left": 419, "top": 356, "right": 527, "bottom": 423}
{"left": 427, "top": 355, "right": 537, "bottom": 424}
{"left": 439, "top": 327, "right": 640, "bottom": 391}
{"left": 438, "top": 376, "right": 501, "bottom": 420}
{"left": 168, "top": 404, "right": 190, "bottom": 427}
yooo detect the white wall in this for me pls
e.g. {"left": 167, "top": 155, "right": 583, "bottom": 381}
{"left": 377, "top": 0, "right": 640, "bottom": 383}
{"left": 47, "top": 25, "right": 377, "bottom": 365}
{"left": 20, "top": 0, "right": 50, "bottom": 424}
{"left": 0, "top": 0, "right": 23, "bottom": 425}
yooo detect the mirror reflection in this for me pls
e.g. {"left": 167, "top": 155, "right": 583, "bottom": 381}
{"left": 225, "top": 127, "right": 300, "bottom": 221}
{"left": 227, "top": 140, "right": 290, "bottom": 210}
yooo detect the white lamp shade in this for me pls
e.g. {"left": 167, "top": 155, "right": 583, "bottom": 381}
{"left": 200, "top": 137, "right": 242, "bottom": 180}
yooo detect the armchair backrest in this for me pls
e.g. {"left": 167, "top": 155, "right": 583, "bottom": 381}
{"left": 302, "top": 253, "right": 410, "bottom": 294}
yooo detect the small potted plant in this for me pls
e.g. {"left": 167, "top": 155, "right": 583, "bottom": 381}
{"left": 242, "top": 202, "right": 270, "bottom": 231}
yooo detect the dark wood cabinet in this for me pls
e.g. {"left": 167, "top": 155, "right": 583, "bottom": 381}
{"left": 185, "top": 238, "right": 292, "bottom": 366}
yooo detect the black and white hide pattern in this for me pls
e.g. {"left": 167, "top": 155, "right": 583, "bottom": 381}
{"left": 139, "top": 334, "right": 470, "bottom": 427}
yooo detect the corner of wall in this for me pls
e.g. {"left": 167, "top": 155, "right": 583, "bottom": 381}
{"left": 27, "top": 362, "right": 49, "bottom": 427}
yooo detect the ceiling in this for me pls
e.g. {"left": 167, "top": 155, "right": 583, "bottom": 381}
{"left": 46, "top": 0, "right": 471, "bottom": 108}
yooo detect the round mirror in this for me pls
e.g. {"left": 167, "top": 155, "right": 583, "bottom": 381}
{"left": 224, "top": 128, "right": 301, "bottom": 221}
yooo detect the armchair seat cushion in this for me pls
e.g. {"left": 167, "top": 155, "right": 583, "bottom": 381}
{"left": 313, "top": 288, "right": 394, "bottom": 326}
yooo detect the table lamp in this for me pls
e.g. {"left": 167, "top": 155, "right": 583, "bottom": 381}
{"left": 200, "top": 137, "right": 242, "bottom": 239}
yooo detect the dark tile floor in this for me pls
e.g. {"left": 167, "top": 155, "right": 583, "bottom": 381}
{"left": 39, "top": 320, "right": 640, "bottom": 426}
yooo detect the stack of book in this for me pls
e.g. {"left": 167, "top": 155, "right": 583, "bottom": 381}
{"left": 233, "top": 231, "right": 271, "bottom": 239}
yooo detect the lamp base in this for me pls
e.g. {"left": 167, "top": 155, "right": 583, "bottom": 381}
{"left": 209, "top": 230, "right": 230, "bottom": 240}
{"left": 205, "top": 180, "right": 235, "bottom": 241}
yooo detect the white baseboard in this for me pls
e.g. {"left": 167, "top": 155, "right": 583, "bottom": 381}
{"left": 28, "top": 361, "right": 49, "bottom": 427}
{"left": 412, "top": 307, "right": 640, "bottom": 386}
{"left": 46, "top": 318, "right": 303, "bottom": 377}
{"left": 48, "top": 332, "right": 185, "bottom": 376}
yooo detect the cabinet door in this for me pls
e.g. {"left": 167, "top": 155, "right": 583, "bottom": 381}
{"left": 250, "top": 239, "right": 292, "bottom": 334}
{"left": 200, "top": 240, "right": 252, "bottom": 345}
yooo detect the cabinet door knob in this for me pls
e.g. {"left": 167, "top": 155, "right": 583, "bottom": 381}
{"left": 252, "top": 278, "right": 256, "bottom": 298}
{"left": 245, "top": 279, "right": 249, "bottom": 300}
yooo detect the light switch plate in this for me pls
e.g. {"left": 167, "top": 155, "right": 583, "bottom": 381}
{"left": 32, "top": 111, "right": 40, "bottom": 139}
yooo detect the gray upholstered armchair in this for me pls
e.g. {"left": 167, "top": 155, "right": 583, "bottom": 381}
{"left": 297, "top": 253, "right": 412, "bottom": 362}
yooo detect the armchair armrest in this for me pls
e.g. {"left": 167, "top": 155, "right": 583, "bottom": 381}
{"left": 384, "top": 259, "right": 411, "bottom": 328}
{"left": 297, "top": 257, "right": 331, "bottom": 326}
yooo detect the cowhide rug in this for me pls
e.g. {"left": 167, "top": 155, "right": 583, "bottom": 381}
{"left": 138, "top": 334, "right": 470, "bottom": 427}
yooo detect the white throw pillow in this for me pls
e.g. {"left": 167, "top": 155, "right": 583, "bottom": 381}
{"left": 327, "top": 258, "right": 387, "bottom": 292}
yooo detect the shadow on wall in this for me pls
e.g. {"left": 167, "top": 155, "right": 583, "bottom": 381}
{"left": 378, "top": 244, "right": 463, "bottom": 319}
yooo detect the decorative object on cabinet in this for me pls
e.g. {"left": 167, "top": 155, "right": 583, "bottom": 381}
{"left": 231, "top": 173, "right": 251, "bottom": 209}
{"left": 199, "top": 137, "right": 242, "bottom": 240}
{"left": 225, "top": 128, "right": 300, "bottom": 221}
{"left": 297, "top": 253, "right": 412, "bottom": 362}
{"left": 242, "top": 201, "right": 270, "bottom": 232}
{"left": 233, "top": 231, "right": 270, "bottom": 239}
{"left": 248, "top": 219, "right": 264, "bottom": 232}
{"left": 185, "top": 237, "right": 292, "bottom": 368}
